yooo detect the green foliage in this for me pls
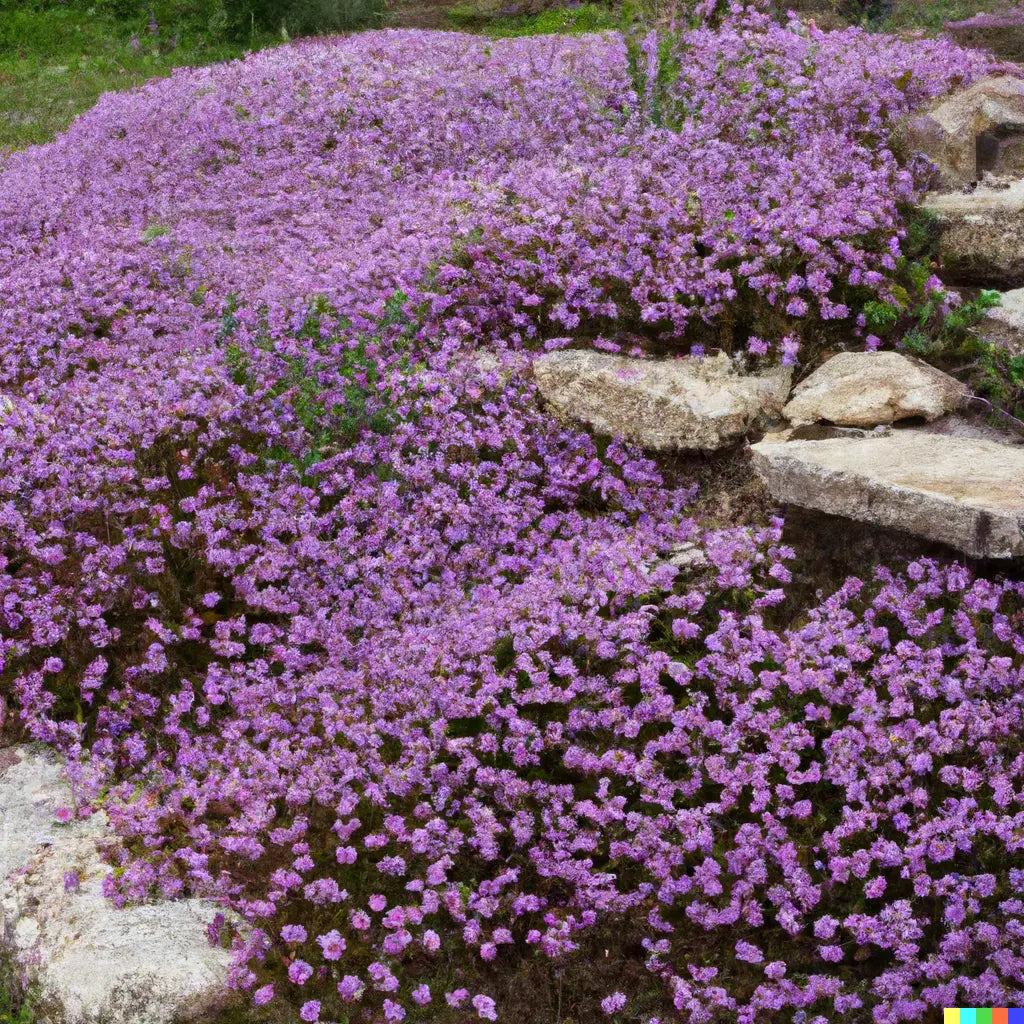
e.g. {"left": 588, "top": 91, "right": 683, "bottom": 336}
{"left": 448, "top": 1, "right": 618, "bottom": 35}
{"left": 0, "top": 4, "right": 280, "bottom": 153}
{"left": 214, "top": 0, "right": 387, "bottom": 39}
{"left": 141, "top": 223, "right": 171, "bottom": 243}
{"left": 220, "top": 291, "right": 424, "bottom": 483}
{"left": 868, "top": 0, "right": 1006, "bottom": 32}
{"left": 0, "top": 978, "right": 33, "bottom": 1024}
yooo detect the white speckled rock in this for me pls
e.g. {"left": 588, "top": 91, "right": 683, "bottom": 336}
{"left": 751, "top": 431, "right": 1024, "bottom": 559}
{"left": 533, "top": 350, "right": 791, "bottom": 451}
{"left": 783, "top": 351, "right": 967, "bottom": 428}
{"left": 0, "top": 746, "right": 236, "bottom": 1024}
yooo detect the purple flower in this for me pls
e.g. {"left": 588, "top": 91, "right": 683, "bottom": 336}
{"left": 473, "top": 994, "right": 498, "bottom": 1020}
{"left": 281, "top": 925, "right": 306, "bottom": 944}
{"left": 601, "top": 992, "right": 627, "bottom": 1014}
{"left": 316, "top": 929, "right": 345, "bottom": 960}
{"left": 287, "top": 960, "right": 312, "bottom": 986}
{"left": 253, "top": 985, "right": 274, "bottom": 1006}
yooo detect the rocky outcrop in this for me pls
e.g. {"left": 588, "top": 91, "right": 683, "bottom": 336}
{"left": 904, "top": 76, "right": 1024, "bottom": 188}
{"left": 924, "top": 179, "right": 1024, "bottom": 287}
{"left": 945, "top": 8, "right": 1024, "bottom": 64}
{"left": 975, "top": 286, "right": 1024, "bottom": 356}
{"left": 533, "top": 350, "right": 791, "bottom": 451}
{"left": 783, "top": 351, "right": 966, "bottom": 427}
{"left": 0, "top": 746, "right": 236, "bottom": 1024}
{"left": 751, "top": 430, "right": 1024, "bottom": 559}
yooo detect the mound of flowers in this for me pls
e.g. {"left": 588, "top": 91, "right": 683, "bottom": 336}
{"left": 1, "top": 9, "right": 1022, "bottom": 1023}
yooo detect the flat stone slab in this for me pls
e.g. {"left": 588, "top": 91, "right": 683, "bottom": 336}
{"left": 924, "top": 179, "right": 1024, "bottom": 287}
{"left": 533, "top": 350, "right": 791, "bottom": 451}
{"left": 0, "top": 747, "right": 235, "bottom": 1024}
{"left": 784, "top": 351, "right": 966, "bottom": 428}
{"left": 751, "top": 431, "right": 1024, "bottom": 559}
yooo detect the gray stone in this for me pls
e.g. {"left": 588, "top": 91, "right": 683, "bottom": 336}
{"left": 904, "top": 76, "right": 1024, "bottom": 188}
{"left": 750, "top": 430, "right": 1024, "bottom": 558}
{"left": 975, "top": 286, "right": 1024, "bottom": 356}
{"left": 923, "top": 179, "right": 1024, "bottom": 287}
{"left": 784, "top": 351, "right": 966, "bottom": 428}
{"left": 0, "top": 746, "right": 236, "bottom": 1024}
{"left": 533, "top": 350, "right": 791, "bottom": 451}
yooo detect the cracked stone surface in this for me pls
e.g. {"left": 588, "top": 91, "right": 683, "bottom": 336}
{"left": 533, "top": 350, "right": 791, "bottom": 451}
{"left": 783, "top": 351, "right": 967, "bottom": 428}
{"left": 751, "top": 430, "right": 1024, "bottom": 559}
{"left": 904, "top": 76, "right": 1024, "bottom": 188}
{"left": 0, "top": 746, "right": 236, "bottom": 1024}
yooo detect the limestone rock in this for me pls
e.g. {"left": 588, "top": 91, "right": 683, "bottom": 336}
{"left": 975, "top": 286, "right": 1024, "bottom": 356}
{"left": 0, "top": 746, "right": 235, "bottom": 1024}
{"left": 533, "top": 350, "right": 791, "bottom": 451}
{"left": 783, "top": 351, "right": 967, "bottom": 427}
{"left": 751, "top": 430, "right": 1024, "bottom": 559}
{"left": 904, "top": 76, "right": 1024, "bottom": 188}
{"left": 945, "top": 8, "right": 1024, "bottom": 64}
{"left": 924, "top": 179, "right": 1024, "bottom": 287}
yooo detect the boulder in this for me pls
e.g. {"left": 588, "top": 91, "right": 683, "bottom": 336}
{"left": 945, "top": 8, "right": 1024, "bottom": 64}
{"left": 0, "top": 746, "right": 236, "bottom": 1024}
{"left": 923, "top": 179, "right": 1024, "bottom": 286}
{"left": 784, "top": 351, "right": 966, "bottom": 427}
{"left": 904, "top": 76, "right": 1024, "bottom": 188}
{"left": 532, "top": 350, "right": 791, "bottom": 451}
{"left": 975, "top": 286, "right": 1024, "bottom": 355}
{"left": 750, "top": 430, "right": 1024, "bottom": 559}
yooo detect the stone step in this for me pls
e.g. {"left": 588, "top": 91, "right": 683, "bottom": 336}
{"left": 751, "top": 429, "right": 1024, "bottom": 559}
{"left": 923, "top": 179, "right": 1024, "bottom": 287}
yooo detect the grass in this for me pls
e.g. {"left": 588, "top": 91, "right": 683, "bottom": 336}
{"left": 0, "top": 5, "right": 283, "bottom": 153}
{"left": 447, "top": 1, "right": 619, "bottom": 35}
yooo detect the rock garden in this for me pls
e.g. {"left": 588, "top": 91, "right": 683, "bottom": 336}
{"left": 2, "top": 2, "right": 1024, "bottom": 1022}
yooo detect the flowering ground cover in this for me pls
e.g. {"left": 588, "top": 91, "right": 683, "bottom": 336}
{"left": 1, "top": 8, "right": 1023, "bottom": 1022}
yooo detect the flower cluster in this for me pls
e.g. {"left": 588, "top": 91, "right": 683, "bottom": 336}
{"left": 0, "top": 13, "right": 1018, "bottom": 1024}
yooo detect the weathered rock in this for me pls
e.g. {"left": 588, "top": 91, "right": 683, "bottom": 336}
{"left": 0, "top": 746, "right": 235, "bottom": 1024}
{"left": 923, "top": 178, "right": 1024, "bottom": 286}
{"left": 975, "top": 286, "right": 1024, "bottom": 356}
{"left": 533, "top": 350, "right": 791, "bottom": 451}
{"left": 783, "top": 351, "right": 967, "bottom": 427}
{"left": 750, "top": 430, "right": 1024, "bottom": 559}
{"left": 945, "top": 8, "right": 1024, "bottom": 64}
{"left": 904, "top": 76, "right": 1024, "bottom": 188}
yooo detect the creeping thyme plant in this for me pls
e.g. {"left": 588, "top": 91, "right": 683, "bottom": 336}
{"left": 1, "top": 5, "right": 1022, "bottom": 1022}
